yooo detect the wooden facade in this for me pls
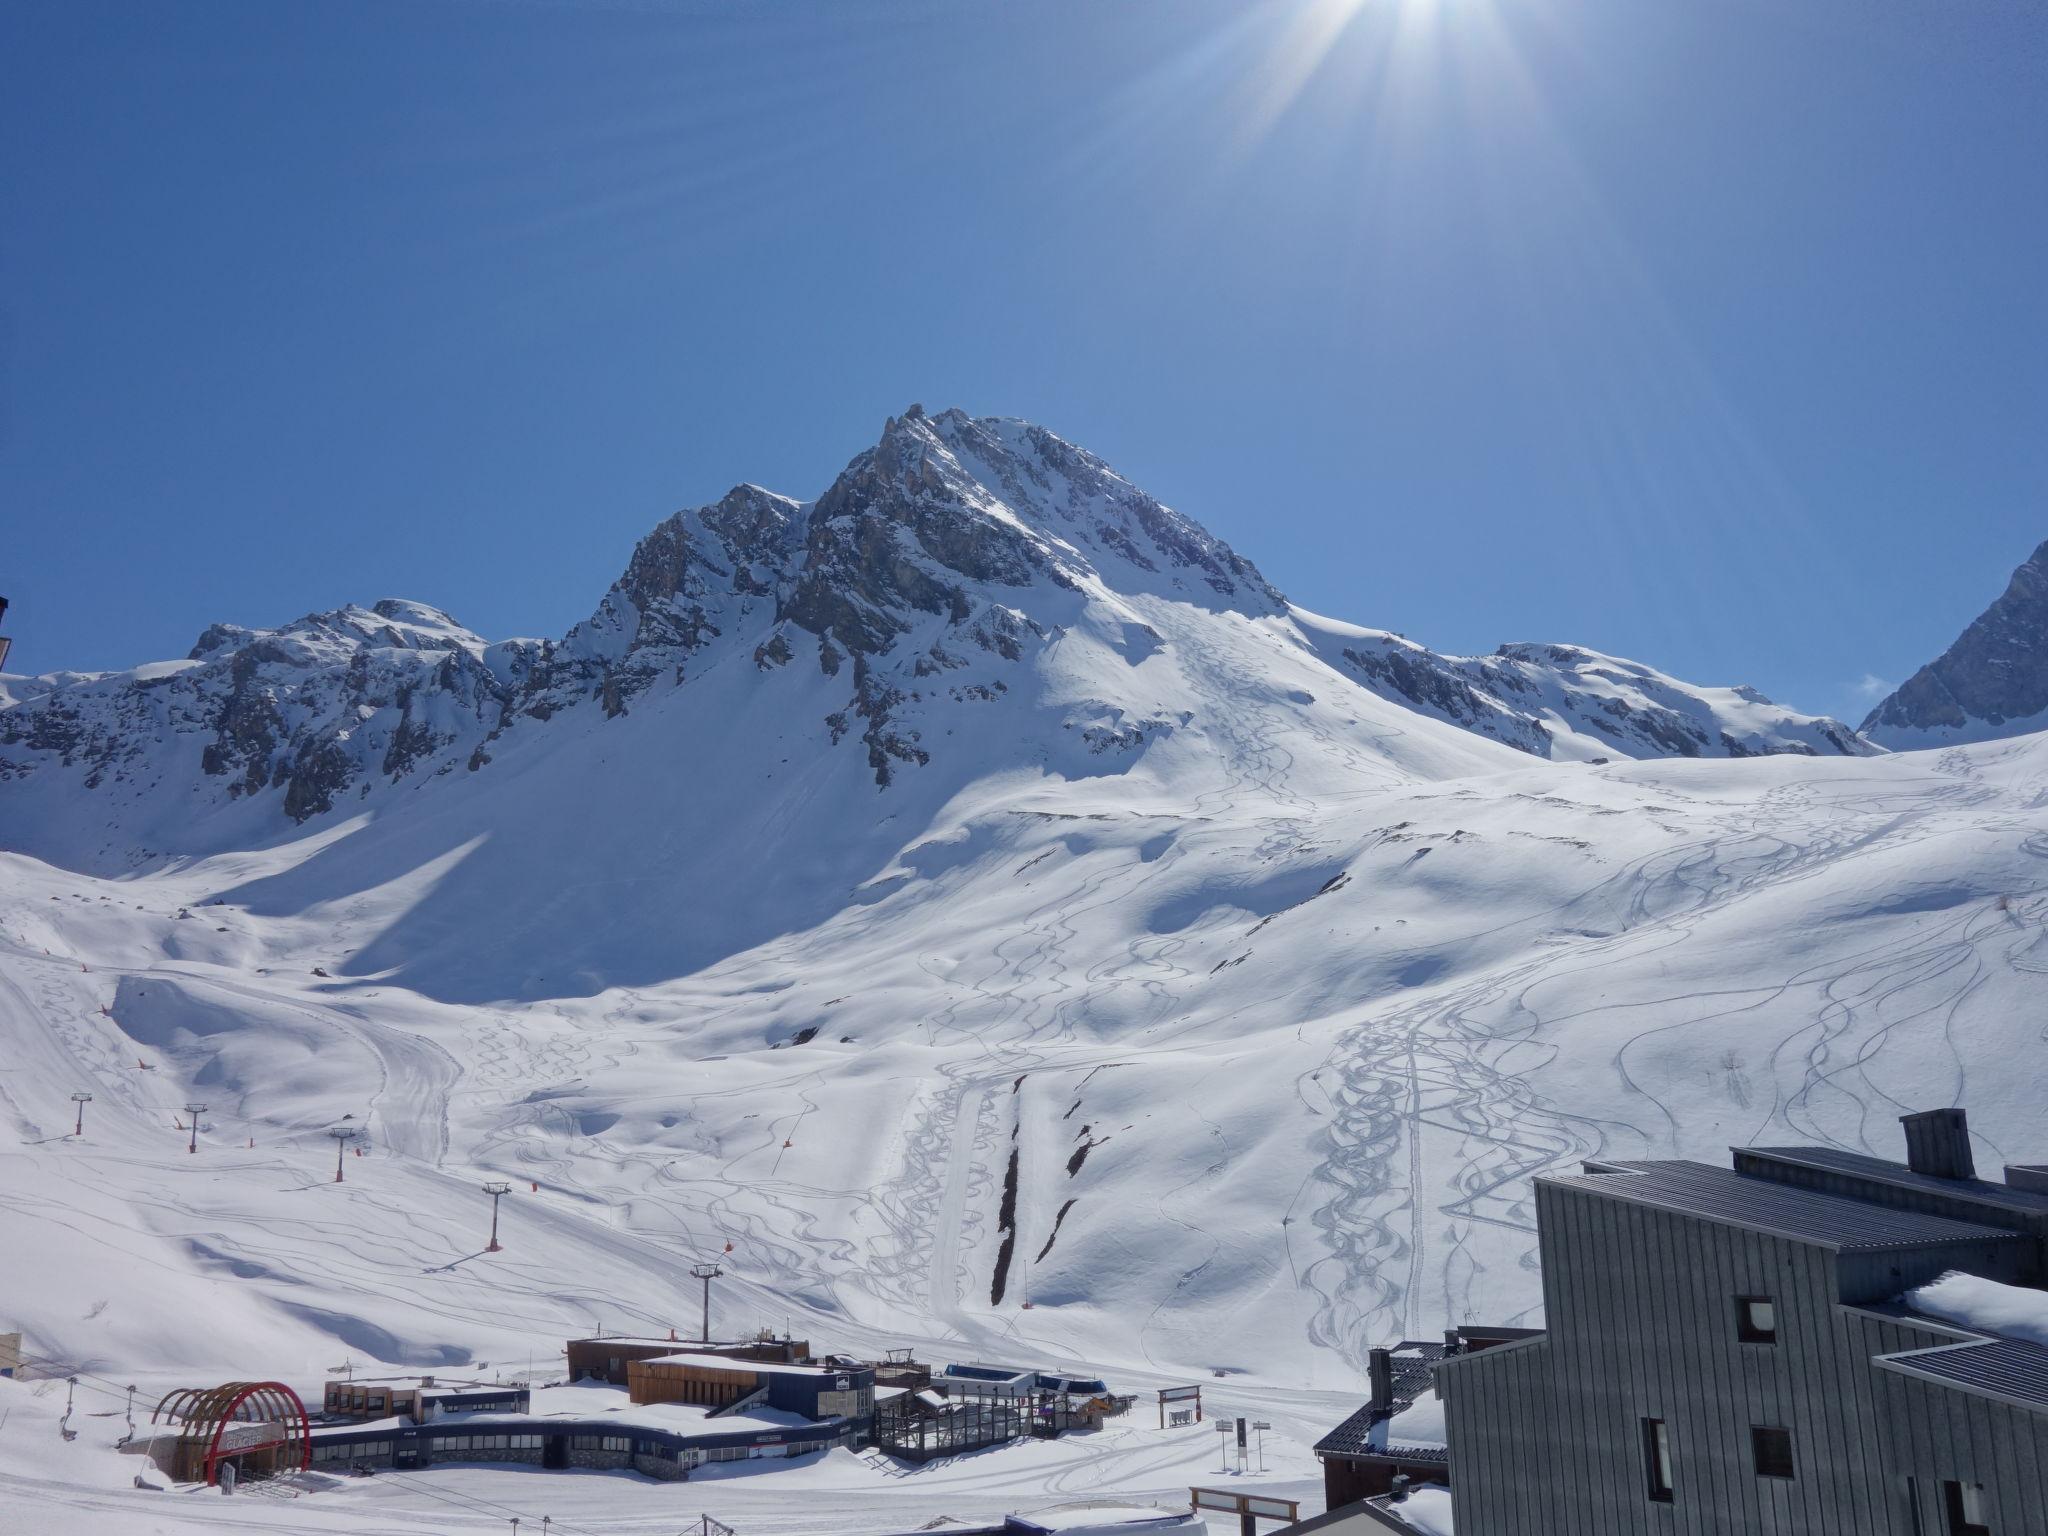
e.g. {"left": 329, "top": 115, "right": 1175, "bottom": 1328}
{"left": 566, "top": 1335, "right": 810, "bottom": 1387}
{"left": 629, "top": 1356, "right": 764, "bottom": 1409}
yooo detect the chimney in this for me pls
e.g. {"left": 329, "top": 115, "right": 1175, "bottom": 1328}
{"left": 1443, "top": 1328, "right": 1463, "bottom": 1357}
{"left": 1367, "top": 1348, "right": 1394, "bottom": 1411}
{"left": 1900, "top": 1108, "right": 1975, "bottom": 1180}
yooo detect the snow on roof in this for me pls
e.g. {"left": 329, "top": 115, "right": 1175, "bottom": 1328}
{"left": 569, "top": 1335, "right": 770, "bottom": 1348}
{"left": 451, "top": 1382, "right": 811, "bottom": 1434}
{"left": 1010, "top": 1503, "right": 1202, "bottom": 1533}
{"left": 1391, "top": 1486, "right": 1456, "bottom": 1534}
{"left": 642, "top": 1351, "right": 856, "bottom": 1378}
{"left": 1904, "top": 1270, "right": 2048, "bottom": 1346}
{"left": 1385, "top": 1389, "right": 1448, "bottom": 1452}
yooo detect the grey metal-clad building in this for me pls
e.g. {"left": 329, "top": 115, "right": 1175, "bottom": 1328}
{"left": 1430, "top": 1109, "right": 2048, "bottom": 1535}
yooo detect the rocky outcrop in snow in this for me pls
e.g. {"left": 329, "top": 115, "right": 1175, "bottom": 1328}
{"left": 1302, "top": 622, "right": 1873, "bottom": 761}
{"left": 0, "top": 599, "right": 530, "bottom": 827}
{"left": 1862, "top": 539, "right": 2048, "bottom": 749}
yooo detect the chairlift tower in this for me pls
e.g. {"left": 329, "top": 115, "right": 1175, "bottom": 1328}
{"left": 690, "top": 1263, "right": 723, "bottom": 1344}
{"left": 184, "top": 1104, "right": 208, "bottom": 1155}
{"left": 328, "top": 1125, "right": 359, "bottom": 1183}
{"left": 71, "top": 1092, "right": 92, "bottom": 1137}
{"left": 483, "top": 1182, "right": 512, "bottom": 1252}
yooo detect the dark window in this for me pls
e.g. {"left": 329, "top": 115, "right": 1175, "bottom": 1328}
{"left": 1737, "top": 1295, "right": 1777, "bottom": 1342}
{"left": 1752, "top": 1425, "right": 1795, "bottom": 1480}
{"left": 1944, "top": 1480, "right": 1990, "bottom": 1535}
{"left": 1642, "top": 1417, "right": 1673, "bottom": 1501}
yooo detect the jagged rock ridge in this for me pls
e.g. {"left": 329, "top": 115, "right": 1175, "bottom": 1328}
{"left": 1312, "top": 628, "right": 1874, "bottom": 762}
{"left": 1862, "top": 539, "right": 2048, "bottom": 749}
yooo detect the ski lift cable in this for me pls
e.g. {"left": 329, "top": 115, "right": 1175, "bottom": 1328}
{"left": 11, "top": 1350, "right": 142, "bottom": 1406}
{"left": 381, "top": 1474, "right": 609, "bottom": 1536}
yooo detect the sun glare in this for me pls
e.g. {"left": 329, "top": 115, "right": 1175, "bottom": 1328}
{"left": 1236, "top": 0, "right": 1452, "bottom": 154}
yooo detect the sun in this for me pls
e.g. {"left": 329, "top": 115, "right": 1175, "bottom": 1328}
{"left": 1239, "top": 0, "right": 1451, "bottom": 150}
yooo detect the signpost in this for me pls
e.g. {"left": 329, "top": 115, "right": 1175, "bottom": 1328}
{"left": 1158, "top": 1382, "right": 1202, "bottom": 1428}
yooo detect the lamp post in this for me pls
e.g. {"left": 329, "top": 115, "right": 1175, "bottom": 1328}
{"left": 71, "top": 1092, "right": 92, "bottom": 1136}
{"left": 690, "top": 1263, "right": 723, "bottom": 1344}
{"left": 328, "top": 1125, "right": 358, "bottom": 1182}
{"left": 483, "top": 1182, "right": 511, "bottom": 1252}
{"left": 184, "top": 1103, "right": 208, "bottom": 1155}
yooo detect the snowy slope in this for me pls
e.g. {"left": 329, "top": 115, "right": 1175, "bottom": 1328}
{"left": 3, "top": 409, "right": 2045, "bottom": 1535}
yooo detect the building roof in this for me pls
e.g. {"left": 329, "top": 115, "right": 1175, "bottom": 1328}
{"left": 1877, "top": 1337, "right": 2048, "bottom": 1414}
{"left": 640, "top": 1352, "right": 860, "bottom": 1379}
{"left": 1313, "top": 1402, "right": 1383, "bottom": 1459}
{"left": 1543, "top": 1160, "right": 2025, "bottom": 1252}
{"left": 568, "top": 1336, "right": 774, "bottom": 1349}
{"left": 1313, "top": 1343, "right": 1447, "bottom": 1460}
{"left": 1739, "top": 1145, "right": 2048, "bottom": 1216}
{"left": 939, "top": 1362, "right": 1038, "bottom": 1383}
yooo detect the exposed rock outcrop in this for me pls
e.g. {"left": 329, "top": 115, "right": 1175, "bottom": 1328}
{"left": 1862, "top": 540, "right": 2048, "bottom": 748}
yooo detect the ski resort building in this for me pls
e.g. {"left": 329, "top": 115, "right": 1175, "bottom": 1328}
{"left": 1378, "top": 1108, "right": 2048, "bottom": 1536}
{"left": 305, "top": 1374, "right": 865, "bottom": 1479}
{"left": 563, "top": 1332, "right": 810, "bottom": 1386}
{"left": 321, "top": 1381, "right": 529, "bottom": 1420}
{"left": 143, "top": 1381, "right": 313, "bottom": 1486}
{"left": 625, "top": 1351, "right": 875, "bottom": 1421}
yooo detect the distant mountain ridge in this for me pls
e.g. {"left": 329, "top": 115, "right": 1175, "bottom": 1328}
{"left": 1863, "top": 539, "right": 2048, "bottom": 749}
{"left": 1302, "top": 624, "right": 1873, "bottom": 762}
{"left": 1, "top": 405, "right": 1871, "bottom": 867}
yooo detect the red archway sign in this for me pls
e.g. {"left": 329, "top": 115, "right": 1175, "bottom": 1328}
{"left": 153, "top": 1381, "right": 312, "bottom": 1485}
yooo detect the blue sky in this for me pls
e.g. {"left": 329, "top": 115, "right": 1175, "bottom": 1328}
{"left": 3, "top": 0, "right": 2043, "bottom": 723}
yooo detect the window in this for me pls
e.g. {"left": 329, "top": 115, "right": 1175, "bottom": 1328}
{"left": 1752, "top": 1426, "right": 1795, "bottom": 1480}
{"left": 1737, "top": 1296, "right": 1777, "bottom": 1343}
{"left": 1944, "top": 1480, "right": 1990, "bottom": 1536}
{"left": 1642, "top": 1418, "right": 1673, "bottom": 1502}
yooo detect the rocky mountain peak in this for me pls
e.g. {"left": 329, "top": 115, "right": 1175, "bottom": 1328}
{"left": 0, "top": 405, "right": 1903, "bottom": 856}
{"left": 1862, "top": 538, "right": 2048, "bottom": 748}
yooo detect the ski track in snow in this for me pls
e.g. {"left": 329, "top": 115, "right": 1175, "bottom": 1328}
{"left": 5, "top": 651, "right": 2048, "bottom": 1533}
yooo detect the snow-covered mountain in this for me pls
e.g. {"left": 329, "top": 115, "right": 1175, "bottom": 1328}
{"left": 3, "top": 410, "right": 2044, "bottom": 1522}
{"left": 0, "top": 406, "right": 1865, "bottom": 875}
{"left": 1863, "top": 538, "right": 2048, "bottom": 749}
{"left": 1299, "top": 621, "right": 1872, "bottom": 762}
